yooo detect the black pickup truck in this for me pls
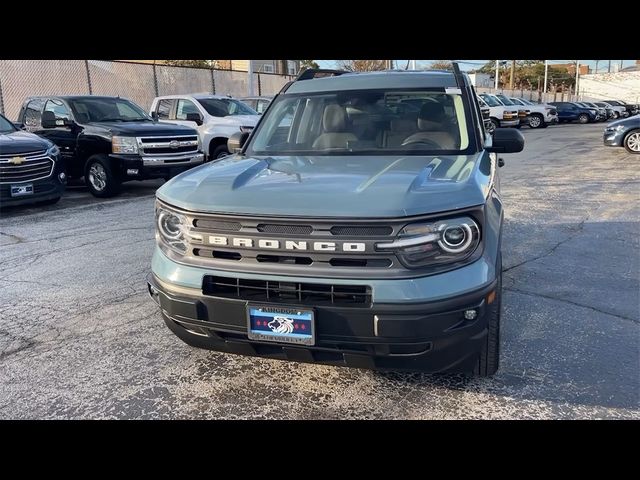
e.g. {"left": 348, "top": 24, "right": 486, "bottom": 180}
{"left": 17, "top": 96, "right": 204, "bottom": 197}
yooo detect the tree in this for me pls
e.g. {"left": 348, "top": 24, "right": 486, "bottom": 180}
{"left": 427, "top": 60, "right": 453, "bottom": 70}
{"left": 336, "top": 60, "right": 387, "bottom": 72}
{"left": 300, "top": 60, "right": 320, "bottom": 70}
{"left": 164, "top": 60, "right": 216, "bottom": 68}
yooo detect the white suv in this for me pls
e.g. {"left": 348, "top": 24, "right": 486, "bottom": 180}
{"left": 508, "top": 97, "right": 559, "bottom": 128}
{"left": 150, "top": 94, "right": 260, "bottom": 160}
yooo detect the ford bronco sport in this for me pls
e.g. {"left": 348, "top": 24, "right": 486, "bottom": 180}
{"left": 148, "top": 66, "right": 524, "bottom": 376}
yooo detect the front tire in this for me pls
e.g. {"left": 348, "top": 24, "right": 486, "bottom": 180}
{"left": 211, "top": 144, "right": 230, "bottom": 160}
{"left": 85, "top": 155, "right": 120, "bottom": 198}
{"left": 613, "top": 111, "right": 620, "bottom": 119}
{"left": 474, "top": 271, "right": 501, "bottom": 377}
{"left": 624, "top": 129, "right": 640, "bottom": 154}
{"left": 528, "top": 113, "right": 544, "bottom": 129}
{"left": 490, "top": 119, "right": 500, "bottom": 131}
{"left": 578, "top": 113, "right": 590, "bottom": 124}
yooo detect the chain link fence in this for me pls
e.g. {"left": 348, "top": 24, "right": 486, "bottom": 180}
{"left": 0, "top": 60, "right": 295, "bottom": 120}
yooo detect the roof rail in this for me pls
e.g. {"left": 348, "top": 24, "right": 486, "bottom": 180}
{"left": 295, "top": 68, "right": 349, "bottom": 81}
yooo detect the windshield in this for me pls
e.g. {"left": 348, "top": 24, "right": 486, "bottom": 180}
{"left": 496, "top": 95, "right": 515, "bottom": 106}
{"left": 246, "top": 89, "right": 471, "bottom": 156}
{"left": 0, "top": 115, "right": 17, "bottom": 134}
{"left": 480, "top": 94, "right": 502, "bottom": 107}
{"left": 196, "top": 98, "right": 257, "bottom": 117}
{"left": 519, "top": 98, "right": 534, "bottom": 105}
{"left": 68, "top": 98, "right": 150, "bottom": 123}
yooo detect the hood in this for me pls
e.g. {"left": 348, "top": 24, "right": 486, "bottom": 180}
{"left": 157, "top": 153, "right": 491, "bottom": 218}
{"left": 87, "top": 121, "right": 197, "bottom": 136}
{"left": 0, "top": 130, "right": 51, "bottom": 154}
{"left": 608, "top": 116, "right": 640, "bottom": 128}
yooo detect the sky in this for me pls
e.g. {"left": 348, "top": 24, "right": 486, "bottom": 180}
{"left": 316, "top": 60, "right": 637, "bottom": 73}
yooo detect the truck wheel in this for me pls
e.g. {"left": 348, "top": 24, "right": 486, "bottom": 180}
{"left": 624, "top": 129, "right": 640, "bottom": 154}
{"left": 474, "top": 271, "right": 501, "bottom": 377}
{"left": 85, "top": 155, "right": 120, "bottom": 198}
{"left": 490, "top": 119, "right": 500, "bottom": 131}
{"left": 528, "top": 114, "right": 544, "bottom": 129}
{"left": 578, "top": 113, "right": 589, "bottom": 124}
{"left": 211, "top": 145, "right": 230, "bottom": 160}
{"left": 613, "top": 111, "right": 620, "bottom": 119}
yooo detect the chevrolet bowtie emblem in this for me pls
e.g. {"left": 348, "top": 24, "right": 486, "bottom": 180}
{"left": 9, "top": 156, "right": 25, "bottom": 165}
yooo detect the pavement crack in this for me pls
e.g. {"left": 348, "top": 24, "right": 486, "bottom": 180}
{"left": 505, "top": 287, "right": 639, "bottom": 324}
{"left": 502, "top": 216, "right": 589, "bottom": 273}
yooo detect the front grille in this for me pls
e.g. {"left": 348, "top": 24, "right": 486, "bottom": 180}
{"left": 203, "top": 275, "right": 372, "bottom": 307}
{"left": 331, "top": 225, "right": 393, "bottom": 236}
{"left": 193, "top": 219, "right": 242, "bottom": 231}
{"left": 138, "top": 135, "right": 199, "bottom": 156}
{"left": 0, "top": 150, "right": 53, "bottom": 184}
{"left": 257, "top": 224, "right": 313, "bottom": 235}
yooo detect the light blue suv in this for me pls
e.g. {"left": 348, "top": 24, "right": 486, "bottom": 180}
{"left": 148, "top": 65, "right": 524, "bottom": 376}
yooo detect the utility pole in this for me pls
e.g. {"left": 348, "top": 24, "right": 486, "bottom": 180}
{"left": 509, "top": 60, "right": 516, "bottom": 89}
{"left": 543, "top": 60, "right": 549, "bottom": 94}
{"left": 494, "top": 60, "right": 499, "bottom": 89}
{"left": 620, "top": 60, "right": 624, "bottom": 71}
{"left": 575, "top": 60, "right": 580, "bottom": 99}
{"left": 409, "top": 60, "right": 416, "bottom": 70}
{"left": 595, "top": 60, "right": 599, "bottom": 74}
{"left": 248, "top": 60, "right": 254, "bottom": 96}
{"left": 608, "top": 60, "right": 611, "bottom": 73}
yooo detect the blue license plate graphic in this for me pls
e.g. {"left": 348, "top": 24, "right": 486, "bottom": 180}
{"left": 247, "top": 305, "right": 315, "bottom": 346}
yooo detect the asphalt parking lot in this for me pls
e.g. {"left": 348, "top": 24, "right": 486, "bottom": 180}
{"left": 0, "top": 123, "right": 638, "bottom": 419}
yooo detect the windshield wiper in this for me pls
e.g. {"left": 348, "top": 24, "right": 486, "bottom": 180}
{"left": 96, "top": 118, "right": 124, "bottom": 122}
{"left": 122, "top": 118, "right": 150, "bottom": 122}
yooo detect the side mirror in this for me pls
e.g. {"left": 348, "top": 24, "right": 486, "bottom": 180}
{"left": 41, "top": 111, "right": 57, "bottom": 129}
{"left": 227, "top": 131, "right": 250, "bottom": 153}
{"left": 486, "top": 128, "right": 524, "bottom": 154}
{"left": 186, "top": 112, "right": 203, "bottom": 126}
{"left": 151, "top": 111, "right": 159, "bottom": 121}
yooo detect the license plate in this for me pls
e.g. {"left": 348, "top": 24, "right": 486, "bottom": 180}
{"left": 11, "top": 184, "right": 33, "bottom": 197}
{"left": 247, "top": 305, "right": 315, "bottom": 346}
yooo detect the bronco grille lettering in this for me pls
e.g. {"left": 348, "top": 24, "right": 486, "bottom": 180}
{"left": 201, "top": 235, "right": 366, "bottom": 252}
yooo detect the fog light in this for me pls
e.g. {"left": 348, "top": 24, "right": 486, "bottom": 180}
{"left": 58, "top": 172, "right": 66, "bottom": 182}
{"left": 127, "top": 168, "right": 139, "bottom": 175}
{"left": 464, "top": 309, "right": 477, "bottom": 320}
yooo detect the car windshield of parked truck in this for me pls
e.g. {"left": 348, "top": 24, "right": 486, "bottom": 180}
{"left": 196, "top": 98, "right": 257, "bottom": 117}
{"left": 496, "top": 95, "right": 515, "bottom": 106}
{"left": 68, "top": 98, "right": 150, "bottom": 123}
{"left": 247, "top": 90, "right": 471, "bottom": 155}
{"left": 480, "top": 95, "right": 501, "bottom": 107}
{"left": 0, "top": 115, "right": 17, "bottom": 134}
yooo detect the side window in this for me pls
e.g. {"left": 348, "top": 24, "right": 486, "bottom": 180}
{"left": 156, "top": 99, "right": 173, "bottom": 119}
{"left": 176, "top": 99, "right": 200, "bottom": 120}
{"left": 23, "top": 98, "right": 45, "bottom": 130}
{"left": 44, "top": 99, "right": 72, "bottom": 123}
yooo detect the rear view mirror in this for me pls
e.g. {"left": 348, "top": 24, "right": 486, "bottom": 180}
{"left": 186, "top": 112, "right": 203, "bottom": 126}
{"left": 41, "top": 111, "right": 57, "bottom": 128}
{"left": 227, "top": 131, "right": 250, "bottom": 153}
{"left": 151, "top": 111, "right": 159, "bottom": 121}
{"left": 486, "top": 128, "right": 524, "bottom": 154}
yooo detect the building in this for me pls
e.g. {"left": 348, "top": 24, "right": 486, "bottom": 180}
{"left": 216, "top": 60, "right": 300, "bottom": 75}
{"left": 467, "top": 73, "right": 494, "bottom": 87}
{"left": 550, "top": 63, "right": 591, "bottom": 75}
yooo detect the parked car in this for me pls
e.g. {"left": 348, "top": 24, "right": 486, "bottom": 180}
{"left": 575, "top": 102, "right": 606, "bottom": 122}
{"left": 603, "top": 115, "right": 640, "bottom": 154}
{"left": 148, "top": 66, "right": 525, "bottom": 377}
{"left": 604, "top": 100, "right": 637, "bottom": 117}
{"left": 580, "top": 101, "right": 608, "bottom": 120}
{"left": 593, "top": 102, "right": 615, "bottom": 119}
{"left": 0, "top": 113, "right": 65, "bottom": 207}
{"left": 491, "top": 94, "right": 527, "bottom": 127}
{"left": 479, "top": 93, "right": 520, "bottom": 129}
{"left": 150, "top": 94, "right": 260, "bottom": 160}
{"left": 477, "top": 96, "right": 493, "bottom": 133}
{"left": 508, "top": 97, "right": 558, "bottom": 128}
{"left": 17, "top": 96, "right": 204, "bottom": 198}
{"left": 597, "top": 101, "right": 627, "bottom": 119}
{"left": 547, "top": 102, "right": 598, "bottom": 124}
{"left": 239, "top": 96, "right": 273, "bottom": 115}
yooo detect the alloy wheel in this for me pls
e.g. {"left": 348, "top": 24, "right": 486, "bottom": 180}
{"left": 626, "top": 132, "right": 640, "bottom": 153}
{"left": 88, "top": 163, "right": 107, "bottom": 192}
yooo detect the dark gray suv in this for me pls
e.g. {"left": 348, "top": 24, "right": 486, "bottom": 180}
{"left": 148, "top": 66, "right": 524, "bottom": 376}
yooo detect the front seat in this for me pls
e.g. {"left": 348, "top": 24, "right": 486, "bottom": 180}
{"left": 401, "top": 101, "right": 458, "bottom": 150}
{"left": 312, "top": 104, "right": 357, "bottom": 149}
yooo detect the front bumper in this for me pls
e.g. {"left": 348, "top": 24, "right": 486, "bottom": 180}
{"left": 499, "top": 119, "right": 520, "bottom": 128}
{"left": 603, "top": 130, "right": 624, "bottom": 147}
{"left": 149, "top": 246, "right": 499, "bottom": 373}
{"left": 0, "top": 158, "right": 66, "bottom": 207}
{"left": 109, "top": 152, "right": 205, "bottom": 180}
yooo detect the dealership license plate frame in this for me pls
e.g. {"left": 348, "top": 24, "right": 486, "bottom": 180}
{"left": 246, "top": 304, "right": 316, "bottom": 346}
{"left": 10, "top": 184, "right": 34, "bottom": 197}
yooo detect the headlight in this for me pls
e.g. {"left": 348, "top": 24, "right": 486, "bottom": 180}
{"left": 589, "top": 109, "right": 597, "bottom": 115}
{"left": 112, "top": 136, "right": 138, "bottom": 154}
{"left": 156, "top": 204, "right": 188, "bottom": 254}
{"left": 614, "top": 124, "right": 626, "bottom": 131}
{"left": 46, "top": 144, "right": 60, "bottom": 157}
{"left": 376, "top": 216, "right": 481, "bottom": 268}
